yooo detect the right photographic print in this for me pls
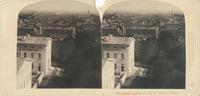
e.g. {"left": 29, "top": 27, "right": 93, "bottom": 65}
{"left": 101, "top": 0, "right": 185, "bottom": 89}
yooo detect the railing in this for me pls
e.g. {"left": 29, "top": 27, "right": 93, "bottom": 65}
{"left": 37, "top": 72, "right": 44, "bottom": 84}
{"left": 115, "top": 72, "right": 128, "bottom": 88}
{"left": 120, "top": 72, "right": 127, "bottom": 84}
{"left": 32, "top": 72, "right": 44, "bottom": 88}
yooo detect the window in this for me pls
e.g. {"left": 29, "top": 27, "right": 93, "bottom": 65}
{"left": 114, "top": 53, "right": 117, "bottom": 58}
{"left": 24, "top": 52, "right": 27, "bottom": 58}
{"left": 17, "top": 52, "right": 21, "bottom": 57}
{"left": 113, "top": 46, "right": 117, "bottom": 48}
{"left": 106, "top": 53, "right": 110, "bottom": 58}
{"left": 115, "top": 63, "right": 117, "bottom": 69}
{"left": 38, "top": 64, "right": 41, "bottom": 71}
{"left": 121, "top": 64, "right": 124, "bottom": 72}
{"left": 38, "top": 53, "right": 41, "bottom": 59}
{"left": 31, "top": 53, "right": 34, "bottom": 58}
{"left": 121, "top": 53, "right": 124, "bottom": 59}
{"left": 32, "top": 63, "right": 34, "bottom": 69}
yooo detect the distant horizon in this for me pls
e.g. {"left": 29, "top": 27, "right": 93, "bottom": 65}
{"left": 20, "top": 0, "right": 183, "bottom": 15}
{"left": 105, "top": 0, "right": 183, "bottom": 14}
{"left": 20, "top": 0, "right": 98, "bottom": 14}
{"left": 104, "top": 10, "right": 183, "bottom": 15}
{"left": 20, "top": 10, "right": 99, "bottom": 15}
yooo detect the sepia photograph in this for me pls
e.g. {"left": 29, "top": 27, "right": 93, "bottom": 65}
{"left": 1, "top": 0, "right": 200, "bottom": 95}
{"left": 17, "top": 0, "right": 102, "bottom": 88}
{"left": 16, "top": 0, "right": 186, "bottom": 89}
{"left": 102, "top": 0, "right": 185, "bottom": 89}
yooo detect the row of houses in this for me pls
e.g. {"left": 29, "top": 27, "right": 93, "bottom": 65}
{"left": 18, "top": 23, "right": 100, "bottom": 41}
{"left": 102, "top": 23, "right": 184, "bottom": 40}
{"left": 102, "top": 25, "right": 159, "bottom": 40}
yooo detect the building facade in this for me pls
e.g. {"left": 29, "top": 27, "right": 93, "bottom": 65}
{"left": 102, "top": 58, "right": 115, "bottom": 89}
{"left": 17, "top": 58, "right": 32, "bottom": 89}
{"left": 102, "top": 35, "right": 135, "bottom": 77}
{"left": 17, "top": 35, "right": 52, "bottom": 76}
{"left": 102, "top": 25, "right": 159, "bottom": 40}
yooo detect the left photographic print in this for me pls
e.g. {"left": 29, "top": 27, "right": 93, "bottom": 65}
{"left": 16, "top": 0, "right": 101, "bottom": 88}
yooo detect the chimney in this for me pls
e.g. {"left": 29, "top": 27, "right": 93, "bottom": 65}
{"left": 21, "top": 36, "right": 27, "bottom": 41}
{"left": 26, "top": 34, "right": 30, "bottom": 38}
{"left": 108, "top": 34, "right": 113, "bottom": 38}
{"left": 102, "top": 36, "right": 109, "bottom": 41}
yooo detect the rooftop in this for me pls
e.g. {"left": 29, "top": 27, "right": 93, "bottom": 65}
{"left": 43, "top": 25, "right": 73, "bottom": 30}
{"left": 102, "top": 35, "right": 135, "bottom": 45}
{"left": 125, "top": 25, "right": 158, "bottom": 30}
{"left": 17, "top": 35, "right": 51, "bottom": 45}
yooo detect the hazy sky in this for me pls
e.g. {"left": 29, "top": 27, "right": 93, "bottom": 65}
{"left": 21, "top": 0, "right": 183, "bottom": 14}
{"left": 21, "top": 0, "right": 97, "bottom": 14}
{"left": 105, "top": 0, "right": 183, "bottom": 14}
{"left": 96, "top": 0, "right": 105, "bottom": 8}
